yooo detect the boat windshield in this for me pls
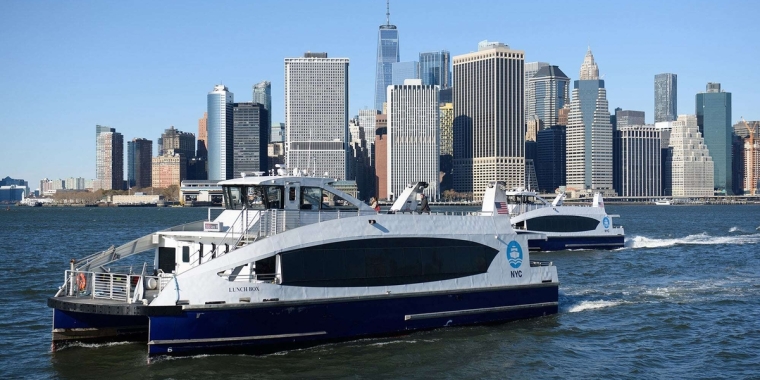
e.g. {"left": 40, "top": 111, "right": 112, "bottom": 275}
{"left": 507, "top": 195, "right": 546, "bottom": 206}
{"left": 223, "top": 185, "right": 284, "bottom": 210}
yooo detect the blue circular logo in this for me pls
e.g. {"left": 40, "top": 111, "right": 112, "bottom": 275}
{"left": 602, "top": 216, "right": 610, "bottom": 229}
{"left": 506, "top": 240, "right": 523, "bottom": 269}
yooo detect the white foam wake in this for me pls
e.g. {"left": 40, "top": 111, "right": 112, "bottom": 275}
{"left": 625, "top": 233, "right": 760, "bottom": 249}
{"left": 568, "top": 300, "right": 622, "bottom": 313}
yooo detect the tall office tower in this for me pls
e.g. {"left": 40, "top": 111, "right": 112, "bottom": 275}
{"left": 734, "top": 120, "right": 760, "bottom": 194}
{"left": 207, "top": 85, "right": 234, "bottom": 180}
{"left": 696, "top": 82, "right": 732, "bottom": 194}
{"left": 197, "top": 112, "right": 208, "bottom": 160}
{"left": 527, "top": 65, "right": 570, "bottom": 127}
{"left": 613, "top": 109, "right": 646, "bottom": 192}
{"left": 270, "top": 122, "right": 285, "bottom": 143}
{"left": 252, "top": 81, "right": 271, "bottom": 112}
{"left": 374, "top": 1, "right": 399, "bottom": 111}
{"left": 129, "top": 138, "right": 152, "bottom": 188}
{"left": 358, "top": 109, "right": 380, "bottom": 145}
{"left": 566, "top": 48, "right": 613, "bottom": 195}
{"left": 439, "top": 102, "right": 454, "bottom": 192}
{"left": 232, "top": 102, "right": 269, "bottom": 177}
{"left": 536, "top": 125, "right": 566, "bottom": 193}
{"left": 159, "top": 126, "right": 195, "bottom": 160}
{"left": 387, "top": 79, "right": 440, "bottom": 200}
{"left": 374, "top": 114, "right": 389, "bottom": 198}
{"left": 453, "top": 41, "right": 524, "bottom": 200}
{"left": 152, "top": 150, "right": 186, "bottom": 189}
{"left": 656, "top": 121, "right": 674, "bottom": 196}
{"left": 733, "top": 135, "right": 745, "bottom": 195}
{"left": 391, "top": 61, "right": 419, "bottom": 85}
{"left": 95, "top": 125, "right": 124, "bottom": 190}
{"left": 285, "top": 52, "right": 349, "bottom": 179}
{"left": 419, "top": 50, "right": 451, "bottom": 88}
{"left": 670, "top": 115, "right": 713, "bottom": 197}
{"left": 655, "top": 73, "right": 677, "bottom": 122}
{"left": 620, "top": 125, "right": 661, "bottom": 197}
{"left": 524, "top": 62, "right": 550, "bottom": 124}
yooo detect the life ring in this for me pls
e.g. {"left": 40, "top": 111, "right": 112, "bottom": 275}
{"left": 77, "top": 273, "right": 87, "bottom": 291}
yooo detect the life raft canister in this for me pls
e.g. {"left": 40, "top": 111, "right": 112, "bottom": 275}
{"left": 77, "top": 273, "right": 87, "bottom": 291}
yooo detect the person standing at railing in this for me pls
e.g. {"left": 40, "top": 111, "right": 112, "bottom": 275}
{"left": 418, "top": 194, "right": 431, "bottom": 214}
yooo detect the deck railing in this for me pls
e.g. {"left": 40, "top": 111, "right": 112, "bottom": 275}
{"left": 61, "top": 270, "right": 172, "bottom": 303}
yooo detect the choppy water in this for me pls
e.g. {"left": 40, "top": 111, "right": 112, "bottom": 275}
{"left": 1, "top": 205, "right": 759, "bottom": 379}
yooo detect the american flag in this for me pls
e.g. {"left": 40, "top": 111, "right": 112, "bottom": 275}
{"left": 495, "top": 202, "right": 509, "bottom": 215}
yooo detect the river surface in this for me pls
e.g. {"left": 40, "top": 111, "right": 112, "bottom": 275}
{"left": 1, "top": 205, "right": 759, "bottom": 379}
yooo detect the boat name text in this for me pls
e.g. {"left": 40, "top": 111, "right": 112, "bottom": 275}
{"left": 229, "top": 286, "right": 260, "bottom": 292}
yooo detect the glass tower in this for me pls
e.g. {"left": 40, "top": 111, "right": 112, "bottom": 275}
{"left": 252, "top": 81, "right": 271, "bottom": 112}
{"left": 655, "top": 73, "right": 677, "bottom": 123}
{"left": 696, "top": 82, "right": 732, "bottom": 194}
{"left": 391, "top": 61, "right": 418, "bottom": 85}
{"left": 207, "top": 85, "right": 234, "bottom": 180}
{"left": 374, "top": 4, "right": 399, "bottom": 111}
{"left": 419, "top": 50, "right": 451, "bottom": 88}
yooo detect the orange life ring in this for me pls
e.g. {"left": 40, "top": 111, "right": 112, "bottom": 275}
{"left": 77, "top": 273, "right": 87, "bottom": 291}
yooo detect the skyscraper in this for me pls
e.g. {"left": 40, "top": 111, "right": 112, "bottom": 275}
{"left": 620, "top": 125, "right": 661, "bottom": 197}
{"left": 285, "top": 52, "right": 349, "bottom": 179}
{"left": 525, "top": 62, "right": 550, "bottom": 123}
{"left": 374, "top": 114, "right": 389, "bottom": 199}
{"left": 536, "top": 125, "right": 566, "bottom": 193}
{"left": 453, "top": 41, "right": 524, "bottom": 200}
{"left": 95, "top": 125, "right": 124, "bottom": 190}
{"left": 129, "top": 138, "right": 152, "bottom": 188}
{"left": 233, "top": 102, "right": 269, "bottom": 177}
{"left": 419, "top": 50, "right": 451, "bottom": 88}
{"left": 670, "top": 114, "right": 713, "bottom": 196}
{"left": 207, "top": 85, "right": 234, "bottom": 180}
{"left": 655, "top": 73, "right": 677, "bottom": 122}
{"left": 439, "top": 102, "right": 454, "bottom": 192}
{"left": 387, "top": 79, "right": 440, "bottom": 200}
{"left": 566, "top": 48, "right": 613, "bottom": 195}
{"left": 391, "top": 61, "right": 419, "bottom": 85}
{"left": 197, "top": 112, "right": 208, "bottom": 160}
{"left": 527, "top": 65, "right": 570, "bottom": 127}
{"left": 152, "top": 150, "right": 186, "bottom": 189}
{"left": 252, "top": 81, "right": 271, "bottom": 112}
{"left": 159, "top": 126, "right": 195, "bottom": 159}
{"left": 270, "top": 122, "right": 285, "bottom": 143}
{"left": 374, "top": 2, "right": 399, "bottom": 111}
{"left": 613, "top": 109, "right": 646, "bottom": 193}
{"left": 696, "top": 82, "right": 732, "bottom": 194}
{"left": 358, "top": 109, "right": 380, "bottom": 145}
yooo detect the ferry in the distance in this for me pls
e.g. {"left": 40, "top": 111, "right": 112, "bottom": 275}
{"left": 482, "top": 188, "right": 624, "bottom": 251}
{"left": 48, "top": 170, "right": 559, "bottom": 357}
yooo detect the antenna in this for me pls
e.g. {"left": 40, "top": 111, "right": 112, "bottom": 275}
{"left": 386, "top": 0, "right": 390, "bottom": 25}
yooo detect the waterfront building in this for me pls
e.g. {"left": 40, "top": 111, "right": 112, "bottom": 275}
{"left": 524, "top": 62, "right": 549, "bottom": 124}
{"left": 95, "top": 125, "right": 124, "bottom": 190}
{"left": 152, "top": 150, "right": 186, "bottom": 189}
{"left": 566, "top": 48, "right": 613, "bottom": 196}
{"left": 620, "top": 125, "right": 661, "bottom": 197}
{"left": 129, "top": 138, "right": 152, "bottom": 188}
{"left": 285, "top": 52, "right": 349, "bottom": 179}
{"left": 159, "top": 126, "right": 195, "bottom": 160}
{"left": 419, "top": 50, "right": 451, "bottom": 88}
{"left": 439, "top": 102, "right": 454, "bottom": 192}
{"left": 613, "top": 110, "right": 646, "bottom": 193}
{"left": 453, "top": 40, "right": 524, "bottom": 200}
{"left": 655, "top": 73, "right": 677, "bottom": 123}
{"left": 358, "top": 109, "right": 380, "bottom": 146}
{"left": 252, "top": 81, "right": 271, "bottom": 112}
{"left": 696, "top": 82, "right": 733, "bottom": 194}
{"left": 0, "top": 176, "right": 29, "bottom": 202}
{"left": 374, "top": 114, "right": 389, "bottom": 199}
{"left": 207, "top": 85, "right": 234, "bottom": 181}
{"left": 656, "top": 121, "right": 674, "bottom": 196}
{"left": 387, "top": 79, "right": 440, "bottom": 201}
{"left": 374, "top": 2, "right": 399, "bottom": 111}
{"left": 391, "top": 61, "right": 419, "bottom": 85}
{"left": 734, "top": 120, "right": 760, "bottom": 194}
{"left": 527, "top": 65, "right": 570, "bottom": 128}
{"left": 670, "top": 115, "right": 713, "bottom": 197}
{"left": 536, "top": 125, "right": 566, "bottom": 193}
{"left": 197, "top": 112, "right": 208, "bottom": 160}
{"left": 744, "top": 139, "right": 760, "bottom": 195}
{"left": 233, "top": 102, "right": 269, "bottom": 177}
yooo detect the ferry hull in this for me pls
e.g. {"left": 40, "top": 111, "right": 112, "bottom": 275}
{"left": 529, "top": 235, "right": 625, "bottom": 251}
{"left": 51, "top": 308, "right": 148, "bottom": 346}
{"left": 147, "top": 284, "right": 558, "bottom": 356}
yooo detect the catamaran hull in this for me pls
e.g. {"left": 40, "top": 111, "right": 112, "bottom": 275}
{"left": 146, "top": 284, "right": 558, "bottom": 356}
{"left": 529, "top": 235, "right": 625, "bottom": 251}
{"left": 51, "top": 308, "right": 148, "bottom": 346}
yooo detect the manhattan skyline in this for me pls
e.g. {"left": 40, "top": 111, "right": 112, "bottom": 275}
{"left": 1, "top": 0, "right": 759, "bottom": 188}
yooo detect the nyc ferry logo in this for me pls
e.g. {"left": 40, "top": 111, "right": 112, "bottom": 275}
{"left": 507, "top": 240, "right": 523, "bottom": 272}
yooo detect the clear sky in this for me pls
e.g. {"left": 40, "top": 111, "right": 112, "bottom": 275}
{"left": 1, "top": 0, "right": 758, "bottom": 189}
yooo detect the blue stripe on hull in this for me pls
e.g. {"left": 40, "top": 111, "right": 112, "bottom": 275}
{"left": 147, "top": 285, "right": 558, "bottom": 356}
{"left": 529, "top": 235, "right": 625, "bottom": 251}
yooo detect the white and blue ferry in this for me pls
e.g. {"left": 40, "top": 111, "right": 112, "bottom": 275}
{"left": 482, "top": 188, "right": 625, "bottom": 251}
{"left": 48, "top": 173, "right": 559, "bottom": 357}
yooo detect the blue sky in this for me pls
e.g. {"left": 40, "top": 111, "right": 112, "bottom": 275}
{"left": 1, "top": 0, "right": 758, "bottom": 189}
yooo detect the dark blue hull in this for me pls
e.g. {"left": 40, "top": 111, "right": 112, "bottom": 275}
{"left": 147, "top": 284, "right": 558, "bottom": 356}
{"left": 529, "top": 235, "right": 625, "bottom": 251}
{"left": 52, "top": 308, "right": 148, "bottom": 345}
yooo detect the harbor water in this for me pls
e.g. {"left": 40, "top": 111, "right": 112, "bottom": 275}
{"left": 1, "top": 205, "right": 759, "bottom": 379}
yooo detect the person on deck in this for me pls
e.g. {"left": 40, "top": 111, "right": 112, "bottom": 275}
{"left": 418, "top": 193, "right": 431, "bottom": 214}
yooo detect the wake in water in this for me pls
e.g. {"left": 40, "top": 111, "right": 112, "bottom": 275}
{"left": 567, "top": 300, "right": 624, "bottom": 313}
{"left": 625, "top": 232, "right": 760, "bottom": 249}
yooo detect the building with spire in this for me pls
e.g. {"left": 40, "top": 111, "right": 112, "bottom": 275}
{"left": 374, "top": 1, "right": 399, "bottom": 111}
{"left": 566, "top": 48, "right": 614, "bottom": 196}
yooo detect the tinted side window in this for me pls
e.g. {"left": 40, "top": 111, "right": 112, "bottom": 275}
{"left": 527, "top": 215, "right": 600, "bottom": 232}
